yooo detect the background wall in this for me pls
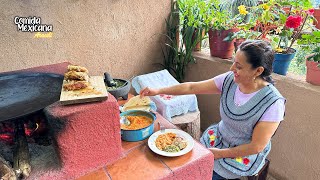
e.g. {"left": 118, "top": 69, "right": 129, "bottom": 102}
{"left": 185, "top": 50, "right": 320, "bottom": 180}
{"left": 0, "top": 0, "right": 170, "bottom": 78}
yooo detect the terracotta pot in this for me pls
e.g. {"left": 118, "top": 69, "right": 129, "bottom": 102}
{"left": 306, "top": 60, "right": 320, "bottom": 85}
{"left": 314, "top": 9, "right": 320, "bottom": 30}
{"left": 282, "top": 6, "right": 291, "bottom": 15}
{"left": 192, "top": 29, "right": 205, "bottom": 51}
{"left": 234, "top": 38, "right": 246, "bottom": 53}
{"left": 208, "top": 28, "right": 238, "bottom": 59}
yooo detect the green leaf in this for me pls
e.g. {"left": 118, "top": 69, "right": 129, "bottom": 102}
{"left": 279, "top": 13, "right": 287, "bottom": 24}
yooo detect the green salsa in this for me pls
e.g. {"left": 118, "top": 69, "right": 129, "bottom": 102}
{"left": 106, "top": 79, "right": 126, "bottom": 91}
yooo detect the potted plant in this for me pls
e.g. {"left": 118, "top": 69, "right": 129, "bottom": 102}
{"left": 272, "top": 6, "right": 315, "bottom": 75}
{"left": 298, "top": 30, "right": 320, "bottom": 85}
{"left": 226, "top": 29, "right": 261, "bottom": 52}
{"left": 159, "top": 0, "right": 199, "bottom": 82}
{"left": 221, "top": 0, "right": 259, "bottom": 22}
{"left": 248, "top": 0, "right": 314, "bottom": 75}
{"left": 206, "top": 0, "right": 246, "bottom": 59}
{"left": 178, "top": 0, "right": 211, "bottom": 51}
{"left": 311, "top": 0, "right": 320, "bottom": 29}
{"left": 223, "top": 16, "right": 262, "bottom": 52}
{"left": 278, "top": 0, "right": 312, "bottom": 14}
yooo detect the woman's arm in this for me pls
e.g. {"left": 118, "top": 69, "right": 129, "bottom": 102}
{"left": 210, "top": 121, "right": 280, "bottom": 159}
{"left": 140, "top": 79, "right": 221, "bottom": 97}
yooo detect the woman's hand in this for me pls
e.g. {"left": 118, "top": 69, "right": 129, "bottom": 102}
{"left": 209, "top": 147, "right": 224, "bottom": 159}
{"left": 139, "top": 87, "right": 159, "bottom": 97}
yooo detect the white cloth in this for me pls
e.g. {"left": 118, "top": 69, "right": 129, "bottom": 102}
{"left": 131, "top": 70, "right": 198, "bottom": 121}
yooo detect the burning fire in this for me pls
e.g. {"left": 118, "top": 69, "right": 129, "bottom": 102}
{"left": 0, "top": 121, "right": 40, "bottom": 144}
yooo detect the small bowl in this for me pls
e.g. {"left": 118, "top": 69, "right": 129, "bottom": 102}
{"left": 105, "top": 79, "right": 131, "bottom": 100}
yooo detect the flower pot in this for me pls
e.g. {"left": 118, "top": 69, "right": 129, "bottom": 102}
{"left": 273, "top": 48, "right": 296, "bottom": 75}
{"left": 208, "top": 28, "right": 238, "bottom": 59}
{"left": 306, "top": 60, "right": 320, "bottom": 85}
{"left": 192, "top": 29, "right": 205, "bottom": 51}
{"left": 282, "top": 6, "right": 291, "bottom": 15}
{"left": 313, "top": 9, "right": 320, "bottom": 29}
{"left": 234, "top": 38, "right": 246, "bottom": 53}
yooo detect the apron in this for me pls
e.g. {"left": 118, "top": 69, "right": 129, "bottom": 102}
{"left": 200, "top": 72, "right": 284, "bottom": 178}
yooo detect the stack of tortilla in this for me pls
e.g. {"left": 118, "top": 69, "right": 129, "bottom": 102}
{"left": 122, "top": 95, "right": 155, "bottom": 112}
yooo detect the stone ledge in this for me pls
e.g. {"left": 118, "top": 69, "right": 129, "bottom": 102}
{"left": 193, "top": 49, "right": 320, "bottom": 93}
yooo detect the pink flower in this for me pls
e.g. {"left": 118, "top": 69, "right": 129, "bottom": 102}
{"left": 307, "top": 8, "right": 315, "bottom": 16}
{"left": 285, "top": 15, "right": 302, "bottom": 29}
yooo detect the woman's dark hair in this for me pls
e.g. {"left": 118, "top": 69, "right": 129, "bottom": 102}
{"left": 239, "top": 40, "right": 275, "bottom": 84}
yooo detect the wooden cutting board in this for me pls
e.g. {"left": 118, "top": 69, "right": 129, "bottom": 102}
{"left": 60, "top": 76, "right": 108, "bottom": 105}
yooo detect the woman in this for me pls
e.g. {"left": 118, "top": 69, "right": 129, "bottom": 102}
{"left": 140, "top": 40, "right": 285, "bottom": 179}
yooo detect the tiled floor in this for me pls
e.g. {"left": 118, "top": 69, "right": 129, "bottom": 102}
{"left": 77, "top": 168, "right": 110, "bottom": 180}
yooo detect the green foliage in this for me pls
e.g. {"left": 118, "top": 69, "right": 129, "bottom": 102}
{"left": 221, "top": 0, "right": 259, "bottom": 17}
{"left": 178, "top": 0, "right": 212, "bottom": 30}
{"left": 297, "top": 31, "right": 320, "bottom": 63}
{"left": 275, "top": 0, "right": 312, "bottom": 9}
{"left": 224, "top": 30, "right": 261, "bottom": 41}
{"left": 288, "top": 45, "right": 308, "bottom": 75}
{"left": 159, "top": 0, "right": 199, "bottom": 82}
{"left": 208, "top": 0, "right": 246, "bottom": 30}
{"left": 177, "top": 0, "right": 210, "bottom": 50}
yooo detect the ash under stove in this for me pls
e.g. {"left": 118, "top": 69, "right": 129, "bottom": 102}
{"left": 0, "top": 112, "right": 61, "bottom": 180}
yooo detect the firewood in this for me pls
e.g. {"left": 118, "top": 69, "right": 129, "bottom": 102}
{"left": 13, "top": 120, "right": 31, "bottom": 179}
{"left": 0, "top": 154, "right": 16, "bottom": 180}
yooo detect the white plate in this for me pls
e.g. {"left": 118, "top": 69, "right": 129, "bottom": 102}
{"left": 148, "top": 129, "right": 194, "bottom": 157}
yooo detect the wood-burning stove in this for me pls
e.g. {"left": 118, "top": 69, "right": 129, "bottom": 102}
{"left": 0, "top": 111, "right": 55, "bottom": 180}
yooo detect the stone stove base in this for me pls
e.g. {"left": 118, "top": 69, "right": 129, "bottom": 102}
{"left": 1, "top": 63, "right": 122, "bottom": 180}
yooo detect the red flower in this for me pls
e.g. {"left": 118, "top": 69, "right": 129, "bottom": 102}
{"left": 243, "top": 158, "right": 250, "bottom": 165}
{"left": 307, "top": 9, "right": 315, "bottom": 16}
{"left": 208, "top": 130, "right": 214, "bottom": 135}
{"left": 285, "top": 16, "right": 302, "bottom": 29}
{"left": 210, "top": 141, "right": 215, "bottom": 146}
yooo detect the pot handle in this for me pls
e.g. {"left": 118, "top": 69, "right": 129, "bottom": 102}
{"left": 149, "top": 111, "right": 157, "bottom": 119}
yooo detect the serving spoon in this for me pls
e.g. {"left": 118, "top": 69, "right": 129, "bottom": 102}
{"left": 120, "top": 116, "right": 131, "bottom": 126}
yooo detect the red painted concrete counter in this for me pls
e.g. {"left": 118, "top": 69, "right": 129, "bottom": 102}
{"left": 78, "top": 99, "right": 215, "bottom": 180}
{"left": 78, "top": 113, "right": 215, "bottom": 180}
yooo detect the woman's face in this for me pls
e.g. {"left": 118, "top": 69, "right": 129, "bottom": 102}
{"left": 230, "top": 50, "right": 259, "bottom": 85}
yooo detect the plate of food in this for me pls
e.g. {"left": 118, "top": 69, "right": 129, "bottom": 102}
{"left": 148, "top": 129, "right": 194, "bottom": 157}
